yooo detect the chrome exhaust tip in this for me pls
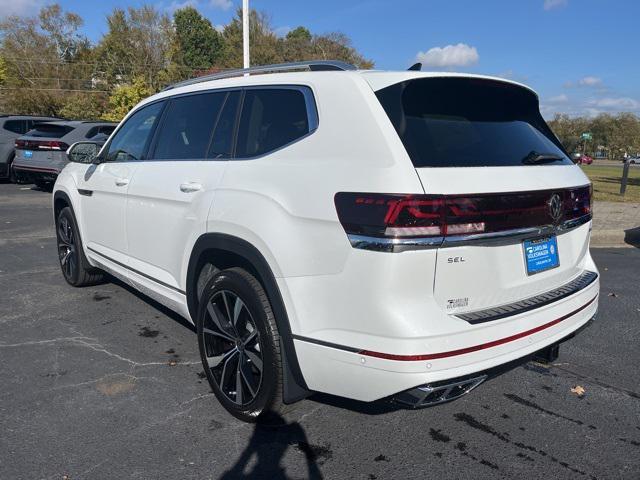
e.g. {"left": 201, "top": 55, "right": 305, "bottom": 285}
{"left": 393, "top": 374, "right": 488, "bottom": 408}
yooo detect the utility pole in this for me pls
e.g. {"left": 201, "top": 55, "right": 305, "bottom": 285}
{"left": 242, "top": 0, "right": 250, "bottom": 70}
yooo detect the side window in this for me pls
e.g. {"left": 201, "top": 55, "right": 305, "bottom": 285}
{"left": 4, "top": 120, "right": 26, "bottom": 134}
{"left": 105, "top": 102, "right": 164, "bottom": 162}
{"left": 208, "top": 91, "right": 240, "bottom": 159}
{"left": 235, "top": 88, "right": 311, "bottom": 158}
{"left": 154, "top": 92, "right": 226, "bottom": 160}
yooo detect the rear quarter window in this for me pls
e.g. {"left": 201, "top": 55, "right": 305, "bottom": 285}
{"left": 3, "top": 120, "right": 27, "bottom": 134}
{"left": 27, "top": 124, "right": 75, "bottom": 139}
{"left": 235, "top": 88, "right": 313, "bottom": 158}
{"left": 375, "top": 77, "right": 572, "bottom": 167}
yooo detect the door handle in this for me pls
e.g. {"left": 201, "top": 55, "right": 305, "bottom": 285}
{"left": 115, "top": 178, "right": 129, "bottom": 187}
{"left": 180, "top": 182, "right": 202, "bottom": 193}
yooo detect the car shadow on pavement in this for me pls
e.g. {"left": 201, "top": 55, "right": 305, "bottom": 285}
{"left": 107, "top": 275, "right": 196, "bottom": 333}
{"left": 219, "top": 412, "right": 325, "bottom": 479}
{"left": 624, "top": 226, "right": 640, "bottom": 248}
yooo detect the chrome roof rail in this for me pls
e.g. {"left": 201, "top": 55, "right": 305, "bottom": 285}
{"left": 162, "top": 60, "right": 357, "bottom": 91}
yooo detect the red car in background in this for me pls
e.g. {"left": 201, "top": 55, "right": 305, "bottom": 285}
{"left": 576, "top": 154, "right": 593, "bottom": 165}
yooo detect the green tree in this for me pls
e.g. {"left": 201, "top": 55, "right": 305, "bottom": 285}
{"left": 59, "top": 93, "right": 108, "bottom": 120}
{"left": 0, "top": 3, "right": 89, "bottom": 116}
{"left": 0, "top": 55, "right": 6, "bottom": 86}
{"left": 95, "top": 6, "right": 172, "bottom": 91}
{"left": 173, "top": 7, "right": 223, "bottom": 71}
{"left": 101, "top": 77, "right": 152, "bottom": 122}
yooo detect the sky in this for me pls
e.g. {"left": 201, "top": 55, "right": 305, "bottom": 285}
{"left": 2, "top": 0, "right": 638, "bottom": 118}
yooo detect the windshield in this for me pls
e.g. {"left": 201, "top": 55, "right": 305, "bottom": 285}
{"left": 375, "top": 77, "right": 572, "bottom": 167}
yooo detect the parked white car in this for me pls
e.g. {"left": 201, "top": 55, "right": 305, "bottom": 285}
{"left": 53, "top": 61, "right": 599, "bottom": 421}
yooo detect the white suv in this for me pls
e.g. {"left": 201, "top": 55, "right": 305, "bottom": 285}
{"left": 53, "top": 60, "right": 599, "bottom": 421}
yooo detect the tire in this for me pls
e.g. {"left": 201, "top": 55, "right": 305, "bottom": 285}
{"left": 197, "top": 267, "right": 285, "bottom": 422}
{"left": 56, "top": 206, "right": 105, "bottom": 287}
{"left": 35, "top": 179, "right": 52, "bottom": 191}
{"left": 7, "top": 154, "right": 17, "bottom": 183}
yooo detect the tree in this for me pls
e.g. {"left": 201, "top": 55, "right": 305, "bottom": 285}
{"left": 0, "top": 3, "right": 89, "bottom": 116}
{"left": 173, "top": 7, "right": 224, "bottom": 72}
{"left": 0, "top": 55, "right": 6, "bottom": 86}
{"left": 94, "top": 6, "right": 172, "bottom": 91}
{"left": 59, "top": 93, "right": 107, "bottom": 120}
{"left": 101, "top": 77, "right": 152, "bottom": 122}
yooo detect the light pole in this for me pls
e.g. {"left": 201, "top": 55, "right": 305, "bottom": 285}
{"left": 242, "top": 0, "right": 250, "bottom": 70}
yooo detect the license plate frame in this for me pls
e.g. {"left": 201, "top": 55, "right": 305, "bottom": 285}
{"left": 523, "top": 236, "right": 560, "bottom": 276}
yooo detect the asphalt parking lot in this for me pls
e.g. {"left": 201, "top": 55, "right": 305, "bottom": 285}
{"left": 1, "top": 182, "right": 639, "bottom": 480}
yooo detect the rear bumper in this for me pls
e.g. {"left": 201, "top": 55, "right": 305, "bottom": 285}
{"left": 13, "top": 165, "right": 60, "bottom": 183}
{"left": 292, "top": 276, "right": 599, "bottom": 402}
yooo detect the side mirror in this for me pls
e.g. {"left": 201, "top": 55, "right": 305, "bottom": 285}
{"left": 66, "top": 141, "right": 102, "bottom": 164}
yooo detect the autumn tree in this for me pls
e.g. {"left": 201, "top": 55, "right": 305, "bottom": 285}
{"left": 172, "top": 7, "right": 224, "bottom": 72}
{"left": 101, "top": 77, "right": 152, "bottom": 122}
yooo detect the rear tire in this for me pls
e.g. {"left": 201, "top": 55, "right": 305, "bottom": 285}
{"left": 7, "top": 155, "right": 17, "bottom": 183}
{"left": 56, "top": 206, "right": 105, "bottom": 287}
{"left": 197, "top": 267, "right": 285, "bottom": 422}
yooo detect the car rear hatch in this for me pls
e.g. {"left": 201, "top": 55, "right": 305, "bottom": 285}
{"left": 14, "top": 123, "right": 75, "bottom": 170}
{"left": 373, "top": 76, "right": 593, "bottom": 317}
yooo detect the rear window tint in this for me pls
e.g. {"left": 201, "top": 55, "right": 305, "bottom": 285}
{"left": 235, "top": 88, "right": 310, "bottom": 158}
{"left": 85, "top": 125, "right": 116, "bottom": 139}
{"left": 27, "top": 124, "right": 75, "bottom": 139}
{"left": 375, "top": 78, "right": 572, "bottom": 167}
{"left": 3, "top": 120, "right": 27, "bottom": 134}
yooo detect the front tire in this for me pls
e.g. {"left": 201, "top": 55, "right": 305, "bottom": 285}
{"left": 197, "top": 268, "right": 285, "bottom": 422}
{"left": 56, "top": 206, "right": 105, "bottom": 287}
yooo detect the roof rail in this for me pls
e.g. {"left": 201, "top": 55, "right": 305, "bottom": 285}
{"left": 163, "top": 60, "right": 357, "bottom": 91}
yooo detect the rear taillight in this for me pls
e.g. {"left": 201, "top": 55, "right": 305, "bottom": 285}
{"left": 14, "top": 140, "right": 68, "bottom": 151}
{"left": 335, "top": 185, "right": 592, "bottom": 241}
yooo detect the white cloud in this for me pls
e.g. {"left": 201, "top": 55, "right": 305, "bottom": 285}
{"left": 544, "top": 0, "right": 568, "bottom": 11}
{"left": 214, "top": 24, "right": 225, "bottom": 33}
{"left": 548, "top": 94, "right": 569, "bottom": 103}
{"left": 163, "top": 0, "right": 199, "bottom": 13}
{"left": 0, "top": 0, "right": 42, "bottom": 18}
{"left": 415, "top": 43, "right": 479, "bottom": 69}
{"left": 590, "top": 97, "right": 640, "bottom": 110}
{"left": 210, "top": 0, "right": 232, "bottom": 10}
{"left": 579, "top": 76, "right": 603, "bottom": 87}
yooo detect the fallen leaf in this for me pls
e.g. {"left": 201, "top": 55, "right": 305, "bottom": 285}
{"left": 608, "top": 292, "right": 618, "bottom": 297}
{"left": 571, "top": 385, "right": 586, "bottom": 397}
{"left": 168, "top": 360, "right": 177, "bottom": 366}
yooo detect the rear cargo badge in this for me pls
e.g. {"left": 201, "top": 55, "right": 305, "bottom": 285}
{"left": 548, "top": 194, "right": 563, "bottom": 224}
{"left": 447, "top": 297, "right": 469, "bottom": 310}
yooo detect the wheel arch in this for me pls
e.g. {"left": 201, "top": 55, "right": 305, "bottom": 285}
{"left": 186, "top": 233, "right": 310, "bottom": 403}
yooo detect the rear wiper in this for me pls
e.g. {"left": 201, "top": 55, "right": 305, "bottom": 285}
{"left": 521, "top": 151, "right": 565, "bottom": 165}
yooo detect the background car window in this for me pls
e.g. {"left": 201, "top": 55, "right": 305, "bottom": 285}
{"left": 154, "top": 93, "right": 226, "bottom": 160}
{"left": 208, "top": 91, "right": 240, "bottom": 159}
{"left": 26, "top": 123, "right": 75, "bottom": 138}
{"left": 3, "top": 120, "right": 27, "bottom": 134}
{"left": 106, "top": 102, "right": 163, "bottom": 162}
{"left": 235, "top": 89, "right": 309, "bottom": 158}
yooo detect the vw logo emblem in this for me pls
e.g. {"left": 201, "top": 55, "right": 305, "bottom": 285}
{"left": 548, "top": 194, "right": 563, "bottom": 223}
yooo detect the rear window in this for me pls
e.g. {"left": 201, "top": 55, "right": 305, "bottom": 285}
{"left": 26, "top": 124, "right": 75, "bottom": 139}
{"left": 375, "top": 78, "right": 572, "bottom": 167}
{"left": 3, "top": 120, "right": 27, "bottom": 134}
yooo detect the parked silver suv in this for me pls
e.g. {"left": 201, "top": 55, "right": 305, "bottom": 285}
{"left": 0, "top": 115, "right": 60, "bottom": 182}
{"left": 14, "top": 120, "right": 117, "bottom": 188}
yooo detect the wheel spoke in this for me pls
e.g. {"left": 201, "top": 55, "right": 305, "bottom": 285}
{"left": 242, "top": 330, "right": 257, "bottom": 347}
{"left": 235, "top": 360, "right": 244, "bottom": 404}
{"left": 202, "top": 326, "right": 234, "bottom": 343}
{"left": 244, "top": 349, "right": 263, "bottom": 373}
{"left": 60, "top": 249, "right": 72, "bottom": 266}
{"left": 239, "top": 355, "right": 258, "bottom": 397}
{"left": 221, "top": 292, "right": 233, "bottom": 324}
{"left": 233, "top": 296, "right": 245, "bottom": 327}
{"left": 207, "top": 346, "right": 237, "bottom": 368}
{"left": 206, "top": 302, "right": 235, "bottom": 340}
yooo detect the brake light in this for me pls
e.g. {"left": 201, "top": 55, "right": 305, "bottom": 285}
{"left": 14, "top": 140, "right": 69, "bottom": 151}
{"left": 334, "top": 185, "right": 592, "bottom": 240}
